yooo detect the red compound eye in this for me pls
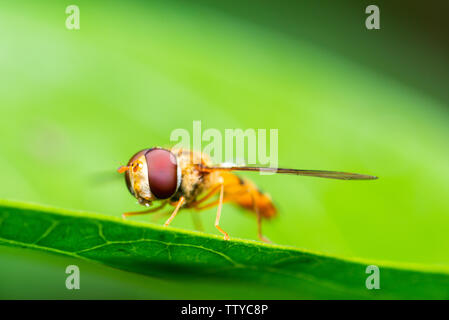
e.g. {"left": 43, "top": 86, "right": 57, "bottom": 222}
{"left": 145, "top": 149, "right": 178, "bottom": 199}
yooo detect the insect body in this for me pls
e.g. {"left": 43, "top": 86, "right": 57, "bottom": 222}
{"left": 118, "top": 147, "right": 377, "bottom": 242}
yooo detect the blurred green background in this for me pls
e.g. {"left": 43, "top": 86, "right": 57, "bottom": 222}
{"left": 1, "top": 0, "right": 448, "bottom": 298}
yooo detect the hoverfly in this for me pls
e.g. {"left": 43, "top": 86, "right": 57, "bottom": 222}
{"left": 118, "top": 147, "right": 377, "bottom": 242}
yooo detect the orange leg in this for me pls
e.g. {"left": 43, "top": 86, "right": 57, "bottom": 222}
{"left": 193, "top": 197, "right": 232, "bottom": 210}
{"left": 189, "top": 179, "right": 249, "bottom": 209}
{"left": 164, "top": 196, "right": 185, "bottom": 227}
{"left": 193, "top": 186, "right": 247, "bottom": 211}
{"left": 122, "top": 202, "right": 167, "bottom": 218}
{"left": 256, "top": 212, "right": 271, "bottom": 243}
{"left": 188, "top": 183, "right": 223, "bottom": 208}
{"left": 214, "top": 180, "right": 230, "bottom": 240}
{"left": 254, "top": 200, "right": 271, "bottom": 243}
{"left": 252, "top": 193, "right": 271, "bottom": 243}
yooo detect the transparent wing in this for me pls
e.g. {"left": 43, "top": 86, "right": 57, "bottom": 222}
{"left": 197, "top": 165, "right": 378, "bottom": 180}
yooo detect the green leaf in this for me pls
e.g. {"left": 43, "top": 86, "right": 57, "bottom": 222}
{"left": 1, "top": 200, "right": 448, "bottom": 299}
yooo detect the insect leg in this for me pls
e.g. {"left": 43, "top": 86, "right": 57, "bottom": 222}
{"left": 163, "top": 196, "right": 185, "bottom": 227}
{"left": 249, "top": 190, "right": 271, "bottom": 243}
{"left": 193, "top": 197, "right": 231, "bottom": 210}
{"left": 193, "top": 185, "right": 247, "bottom": 210}
{"left": 188, "top": 184, "right": 223, "bottom": 208}
{"left": 190, "top": 176, "right": 249, "bottom": 209}
{"left": 214, "top": 179, "right": 230, "bottom": 240}
{"left": 122, "top": 201, "right": 167, "bottom": 218}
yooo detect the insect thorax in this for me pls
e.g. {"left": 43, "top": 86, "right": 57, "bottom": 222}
{"left": 169, "top": 148, "right": 217, "bottom": 205}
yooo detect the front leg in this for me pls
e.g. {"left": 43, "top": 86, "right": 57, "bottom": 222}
{"left": 122, "top": 201, "right": 167, "bottom": 219}
{"left": 164, "top": 196, "right": 186, "bottom": 227}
